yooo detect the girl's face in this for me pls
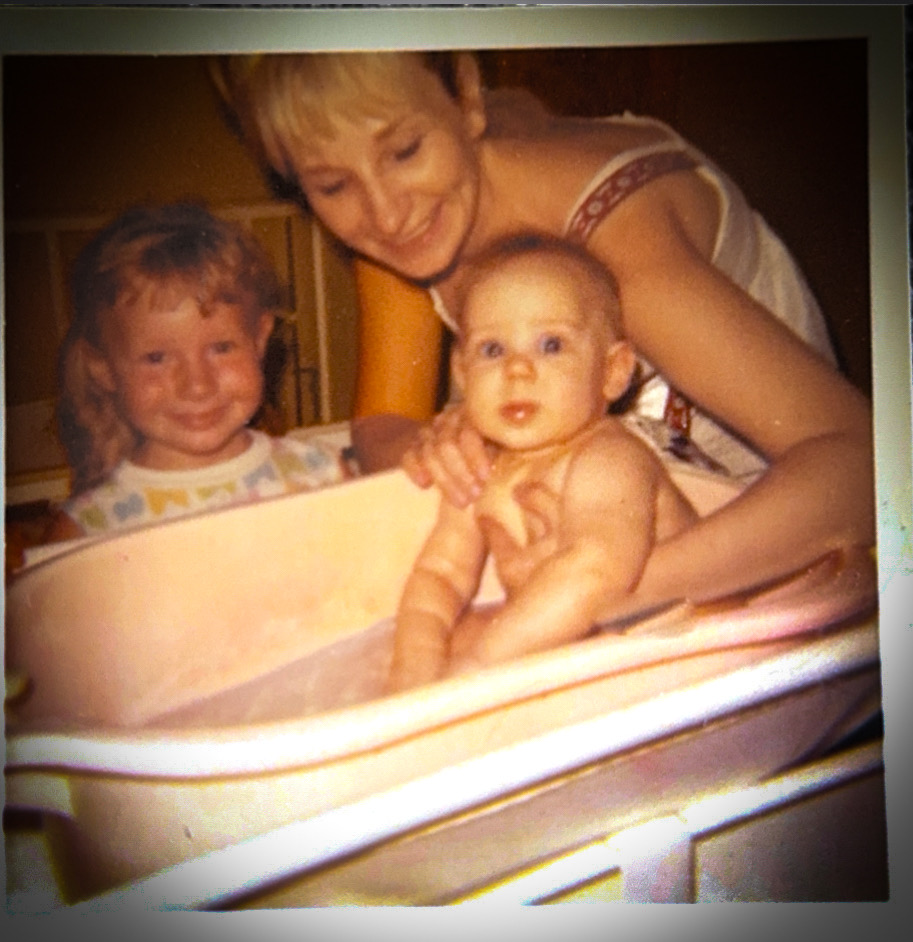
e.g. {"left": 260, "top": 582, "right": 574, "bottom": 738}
{"left": 454, "top": 261, "right": 633, "bottom": 453}
{"left": 289, "top": 56, "right": 486, "bottom": 282}
{"left": 89, "top": 294, "right": 273, "bottom": 471}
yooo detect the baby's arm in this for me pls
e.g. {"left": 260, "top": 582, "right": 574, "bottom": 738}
{"left": 449, "top": 431, "right": 664, "bottom": 674}
{"left": 389, "top": 499, "right": 488, "bottom": 693}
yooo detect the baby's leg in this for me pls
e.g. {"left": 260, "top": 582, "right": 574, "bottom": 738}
{"left": 449, "top": 602, "right": 502, "bottom": 663}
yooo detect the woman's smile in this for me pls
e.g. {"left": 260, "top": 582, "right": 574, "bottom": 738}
{"left": 293, "top": 60, "right": 485, "bottom": 282}
{"left": 394, "top": 203, "right": 442, "bottom": 251}
{"left": 378, "top": 201, "right": 443, "bottom": 261}
{"left": 347, "top": 176, "right": 473, "bottom": 281}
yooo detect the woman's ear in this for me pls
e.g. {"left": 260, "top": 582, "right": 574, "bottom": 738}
{"left": 602, "top": 340, "right": 637, "bottom": 403}
{"left": 454, "top": 53, "right": 487, "bottom": 139}
{"left": 83, "top": 341, "right": 117, "bottom": 393}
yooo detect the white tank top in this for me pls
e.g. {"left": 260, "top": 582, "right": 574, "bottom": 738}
{"left": 432, "top": 112, "right": 835, "bottom": 480}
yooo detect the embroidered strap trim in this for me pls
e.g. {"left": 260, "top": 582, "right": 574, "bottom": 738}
{"left": 566, "top": 149, "right": 697, "bottom": 245}
{"left": 663, "top": 389, "right": 692, "bottom": 439}
{"left": 567, "top": 148, "right": 701, "bottom": 459}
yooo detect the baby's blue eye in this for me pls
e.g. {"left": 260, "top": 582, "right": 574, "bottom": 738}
{"left": 540, "top": 334, "right": 563, "bottom": 354}
{"left": 143, "top": 351, "right": 166, "bottom": 365}
{"left": 212, "top": 340, "right": 236, "bottom": 354}
{"left": 479, "top": 340, "right": 504, "bottom": 359}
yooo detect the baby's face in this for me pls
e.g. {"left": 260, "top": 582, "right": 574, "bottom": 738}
{"left": 455, "top": 261, "right": 624, "bottom": 452}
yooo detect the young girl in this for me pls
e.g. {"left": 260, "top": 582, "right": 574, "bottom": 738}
{"left": 213, "top": 50, "right": 874, "bottom": 620}
{"left": 49, "top": 202, "right": 346, "bottom": 541}
{"left": 390, "top": 237, "right": 697, "bottom": 691}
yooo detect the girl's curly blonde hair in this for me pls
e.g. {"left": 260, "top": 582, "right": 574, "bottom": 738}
{"left": 57, "top": 202, "right": 281, "bottom": 495}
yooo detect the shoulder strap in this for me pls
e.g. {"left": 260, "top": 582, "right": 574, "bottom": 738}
{"left": 568, "top": 148, "right": 705, "bottom": 459}
{"left": 566, "top": 150, "right": 696, "bottom": 245}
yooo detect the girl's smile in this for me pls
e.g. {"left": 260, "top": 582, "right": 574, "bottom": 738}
{"left": 89, "top": 295, "right": 274, "bottom": 471}
{"left": 173, "top": 405, "right": 232, "bottom": 431}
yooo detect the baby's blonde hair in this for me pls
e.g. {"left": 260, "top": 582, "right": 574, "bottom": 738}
{"left": 57, "top": 202, "right": 281, "bottom": 494}
{"left": 458, "top": 233, "right": 625, "bottom": 339}
{"left": 209, "top": 51, "right": 465, "bottom": 191}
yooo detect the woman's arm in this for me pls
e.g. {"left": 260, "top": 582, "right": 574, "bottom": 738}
{"left": 586, "top": 177, "right": 875, "bottom": 607}
{"left": 351, "top": 259, "right": 444, "bottom": 473}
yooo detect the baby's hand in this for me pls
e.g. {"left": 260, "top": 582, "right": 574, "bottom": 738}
{"left": 513, "top": 481, "right": 560, "bottom": 543}
{"left": 400, "top": 406, "right": 493, "bottom": 507}
{"left": 478, "top": 481, "right": 561, "bottom": 586}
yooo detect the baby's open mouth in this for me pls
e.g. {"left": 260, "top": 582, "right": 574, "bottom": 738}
{"left": 499, "top": 401, "right": 539, "bottom": 425}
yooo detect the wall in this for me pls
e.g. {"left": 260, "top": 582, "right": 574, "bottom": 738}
{"left": 3, "top": 54, "right": 360, "bottom": 479}
{"left": 479, "top": 39, "right": 871, "bottom": 394}
{"left": 4, "top": 41, "right": 871, "bottom": 484}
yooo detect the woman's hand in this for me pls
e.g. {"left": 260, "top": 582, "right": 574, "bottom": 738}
{"left": 400, "top": 406, "right": 495, "bottom": 507}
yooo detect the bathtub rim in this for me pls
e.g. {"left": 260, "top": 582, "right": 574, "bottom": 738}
{"left": 5, "top": 611, "right": 880, "bottom": 781}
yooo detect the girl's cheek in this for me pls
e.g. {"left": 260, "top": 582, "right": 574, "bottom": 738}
{"left": 231, "top": 356, "right": 266, "bottom": 393}
{"left": 120, "top": 388, "right": 157, "bottom": 421}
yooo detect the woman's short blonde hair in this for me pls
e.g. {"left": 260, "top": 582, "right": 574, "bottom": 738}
{"left": 209, "top": 51, "right": 464, "bottom": 188}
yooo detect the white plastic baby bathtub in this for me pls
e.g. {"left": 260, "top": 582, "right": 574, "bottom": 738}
{"left": 5, "top": 465, "right": 882, "bottom": 906}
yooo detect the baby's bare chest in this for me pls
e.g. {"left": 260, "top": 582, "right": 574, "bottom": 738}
{"left": 475, "top": 453, "right": 570, "bottom": 554}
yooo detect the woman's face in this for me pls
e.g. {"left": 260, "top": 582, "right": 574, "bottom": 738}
{"left": 288, "top": 57, "right": 486, "bottom": 282}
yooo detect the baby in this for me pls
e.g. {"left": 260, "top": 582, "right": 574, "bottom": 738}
{"left": 47, "top": 202, "right": 346, "bottom": 543}
{"left": 389, "top": 236, "right": 698, "bottom": 692}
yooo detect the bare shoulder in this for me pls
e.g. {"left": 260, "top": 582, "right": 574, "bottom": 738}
{"left": 564, "top": 422, "right": 697, "bottom": 538}
{"left": 578, "top": 145, "right": 720, "bottom": 269}
{"left": 484, "top": 111, "right": 691, "bottom": 233}
{"left": 503, "top": 113, "right": 671, "bottom": 176}
{"left": 498, "top": 112, "right": 718, "bottom": 262}
{"left": 520, "top": 109, "right": 670, "bottom": 151}
{"left": 574, "top": 418, "right": 661, "bottom": 462}
{"left": 564, "top": 420, "right": 664, "bottom": 494}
